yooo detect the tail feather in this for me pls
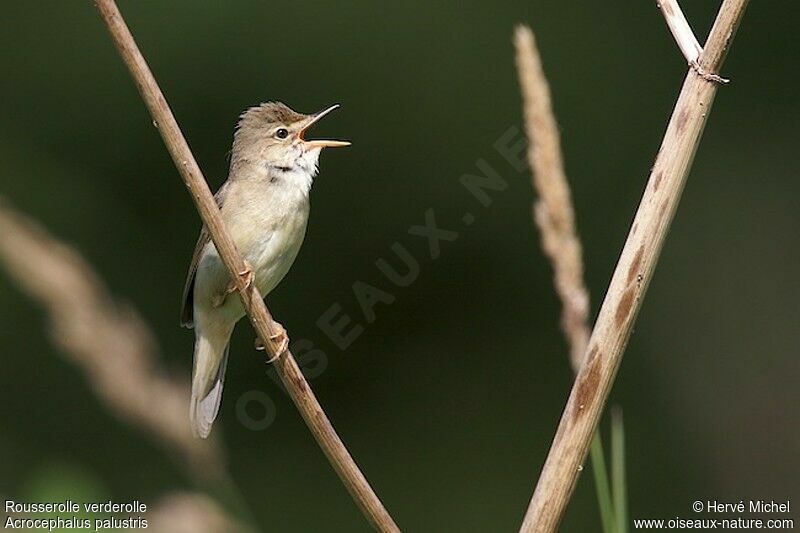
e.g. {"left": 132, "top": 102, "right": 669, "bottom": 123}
{"left": 190, "top": 335, "right": 230, "bottom": 439}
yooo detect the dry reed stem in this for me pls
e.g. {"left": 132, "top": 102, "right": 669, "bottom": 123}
{"left": 518, "top": 1, "right": 749, "bottom": 530}
{"left": 0, "top": 203, "right": 224, "bottom": 480}
{"left": 657, "top": 0, "right": 702, "bottom": 65}
{"left": 514, "top": 26, "right": 590, "bottom": 372}
{"left": 92, "top": 1, "right": 398, "bottom": 530}
{"left": 657, "top": 0, "right": 728, "bottom": 84}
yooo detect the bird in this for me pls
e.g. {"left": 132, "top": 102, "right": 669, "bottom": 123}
{"left": 180, "top": 101, "right": 350, "bottom": 438}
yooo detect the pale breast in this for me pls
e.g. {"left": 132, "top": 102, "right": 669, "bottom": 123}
{"left": 193, "top": 175, "right": 311, "bottom": 324}
{"left": 223, "top": 179, "right": 310, "bottom": 296}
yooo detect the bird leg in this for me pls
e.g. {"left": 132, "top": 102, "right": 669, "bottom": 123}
{"left": 212, "top": 260, "right": 255, "bottom": 308}
{"left": 254, "top": 322, "right": 289, "bottom": 363}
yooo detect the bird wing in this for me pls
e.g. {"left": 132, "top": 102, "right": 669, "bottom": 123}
{"left": 180, "top": 182, "right": 230, "bottom": 328}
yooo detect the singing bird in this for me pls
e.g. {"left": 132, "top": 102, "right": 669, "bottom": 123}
{"left": 181, "top": 102, "right": 350, "bottom": 438}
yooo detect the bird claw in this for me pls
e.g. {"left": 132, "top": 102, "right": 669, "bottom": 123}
{"left": 255, "top": 322, "right": 289, "bottom": 363}
{"left": 227, "top": 260, "right": 255, "bottom": 295}
{"left": 240, "top": 261, "right": 256, "bottom": 290}
{"left": 214, "top": 261, "right": 255, "bottom": 308}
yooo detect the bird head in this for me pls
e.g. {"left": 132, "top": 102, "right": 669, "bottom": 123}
{"left": 231, "top": 102, "right": 350, "bottom": 182}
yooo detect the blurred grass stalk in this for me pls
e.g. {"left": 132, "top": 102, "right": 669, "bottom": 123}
{"left": 0, "top": 202, "right": 251, "bottom": 532}
{"left": 515, "top": 0, "right": 749, "bottom": 530}
{"left": 513, "top": 26, "right": 589, "bottom": 372}
{"left": 513, "top": 25, "right": 628, "bottom": 533}
{"left": 0, "top": 203, "right": 221, "bottom": 477}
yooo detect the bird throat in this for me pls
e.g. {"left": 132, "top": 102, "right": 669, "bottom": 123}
{"left": 266, "top": 161, "right": 316, "bottom": 196}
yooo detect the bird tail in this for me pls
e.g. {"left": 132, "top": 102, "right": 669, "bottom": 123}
{"left": 190, "top": 331, "right": 231, "bottom": 439}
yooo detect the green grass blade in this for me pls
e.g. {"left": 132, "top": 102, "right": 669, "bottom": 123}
{"left": 590, "top": 431, "right": 616, "bottom": 533}
{"left": 611, "top": 407, "right": 628, "bottom": 533}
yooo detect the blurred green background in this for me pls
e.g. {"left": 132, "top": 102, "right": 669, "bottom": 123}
{"left": 1, "top": 1, "right": 797, "bottom": 531}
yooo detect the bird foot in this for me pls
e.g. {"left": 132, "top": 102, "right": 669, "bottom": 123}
{"left": 229, "top": 260, "right": 255, "bottom": 294}
{"left": 213, "top": 261, "right": 255, "bottom": 308}
{"left": 255, "top": 322, "right": 289, "bottom": 363}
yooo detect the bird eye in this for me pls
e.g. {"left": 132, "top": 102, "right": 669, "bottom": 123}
{"left": 275, "top": 128, "right": 289, "bottom": 139}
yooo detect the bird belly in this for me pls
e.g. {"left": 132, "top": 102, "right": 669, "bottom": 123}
{"left": 249, "top": 215, "right": 308, "bottom": 297}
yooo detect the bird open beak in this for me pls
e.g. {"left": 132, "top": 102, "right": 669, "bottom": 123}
{"left": 299, "top": 104, "right": 351, "bottom": 148}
